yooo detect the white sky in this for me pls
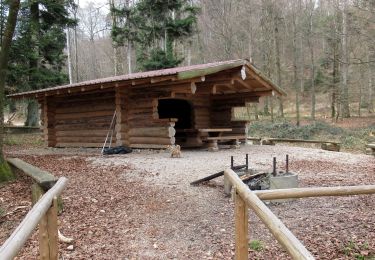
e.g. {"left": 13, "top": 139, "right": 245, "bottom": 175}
{"left": 78, "top": 0, "right": 109, "bottom": 9}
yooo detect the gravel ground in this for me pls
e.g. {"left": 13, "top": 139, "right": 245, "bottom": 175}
{"left": 2, "top": 144, "right": 375, "bottom": 259}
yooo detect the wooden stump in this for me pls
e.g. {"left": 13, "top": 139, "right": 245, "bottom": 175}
{"left": 207, "top": 140, "right": 219, "bottom": 152}
{"left": 261, "top": 139, "right": 275, "bottom": 146}
{"left": 321, "top": 143, "right": 340, "bottom": 152}
{"left": 230, "top": 139, "right": 241, "bottom": 149}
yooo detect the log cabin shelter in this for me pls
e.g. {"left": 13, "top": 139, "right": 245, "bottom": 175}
{"left": 9, "top": 59, "right": 285, "bottom": 149}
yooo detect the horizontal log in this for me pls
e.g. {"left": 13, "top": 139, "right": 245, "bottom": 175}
{"left": 56, "top": 142, "right": 114, "bottom": 148}
{"left": 115, "top": 123, "right": 129, "bottom": 132}
{"left": 55, "top": 104, "right": 114, "bottom": 114}
{"left": 128, "top": 127, "right": 175, "bottom": 138}
{"left": 254, "top": 185, "right": 375, "bottom": 200}
{"left": 195, "top": 122, "right": 209, "bottom": 128}
{"left": 55, "top": 130, "right": 109, "bottom": 137}
{"left": 127, "top": 113, "right": 157, "bottom": 121}
{"left": 55, "top": 119, "right": 113, "bottom": 127}
{"left": 129, "top": 136, "right": 175, "bottom": 145}
{"left": 130, "top": 144, "right": 169, "bottom": 149}
{"left": 194, "top": 111, "right": 210, "bottom": 116}
{"left": 128, "top": 107, "right": 154, "bottom": 115}
{"left": 0, "top": 178, "right": 68, "bottom": 260}
{"left": 54, "top": 97, "right": 115, "bottom": 108}
{"left": 53, "top": 91, "right": 115, "bottom": 103}
{"left": 129, "top": 99, "right": 158, "bottom": 109}
{"left": 224, "top": 169, "right": 314, "bottom": 260}
{"left": 116, "top": 132, "right": 129, "bottom": 141}
{"left": 55, "top": 110, "right": 114, "bottom": 120}
{"left": 56, "top": 136, "right": 113, "bottom": 143}
{"left": 266, "top": 138, "right": 341, "bottom": 145}
{"left": 7, "top": 158, "right": 57, "bottom": 190}
{"left": 55, "top": 124, "right": 110, "bottom": 131}
{"left": 203, "top": 135, "right": 246, "bottom": 141}
{"left": 194, "top": 116, "right": 210, "bottom": 122}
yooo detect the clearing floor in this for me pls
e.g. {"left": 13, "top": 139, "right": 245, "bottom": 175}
{"left": 1, "top": 144, "right": 375, "bottom": 259}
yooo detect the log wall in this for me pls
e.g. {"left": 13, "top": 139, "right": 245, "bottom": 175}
{"left": 190, "top": 94, "right": 211, "bottom": 129}
{"left": 210, "top": 96, "right": 249, "bottom": 136}
{"left": 39, "top": 84, "right": 259, "bottom": 148}
{"left": 51, "top": 90, "right": 116, "bottom": 148}
{"left": 127, "top": 88, "right": 176, "bottom": 147}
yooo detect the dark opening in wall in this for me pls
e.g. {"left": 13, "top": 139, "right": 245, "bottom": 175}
{"left": 158, "top": 99, "right": 193, "bottom": 129}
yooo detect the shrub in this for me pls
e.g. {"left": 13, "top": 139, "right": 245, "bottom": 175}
{"left": 249, "top": 240, "right": 263, "bottom": 251}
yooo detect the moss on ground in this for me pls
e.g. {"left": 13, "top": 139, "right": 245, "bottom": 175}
{"left": 248, "top": 120, "right": 375, "bottom": 151}
{"left": 0, "top": 160, "right": 14, "bottom": 183}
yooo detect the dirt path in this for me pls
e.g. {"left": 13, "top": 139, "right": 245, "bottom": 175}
{"left": 3, "top": 144, "right": 375, "bottom": 259}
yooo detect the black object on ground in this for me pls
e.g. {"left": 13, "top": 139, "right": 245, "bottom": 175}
{"left": 190, "top": 165, "right": 247, "bottom": 186}
{"left": 103, "top": 146, "right": 132, "bottom": 155}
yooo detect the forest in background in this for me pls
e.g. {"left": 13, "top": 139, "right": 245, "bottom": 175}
{"left": 3, "top": 0, "right": 375, "bottom": 125}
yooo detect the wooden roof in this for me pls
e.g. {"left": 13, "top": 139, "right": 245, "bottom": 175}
{"left": 8, "top": 59, "right": 286, "bottom": 99}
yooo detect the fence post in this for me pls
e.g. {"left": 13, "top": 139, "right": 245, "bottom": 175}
{"left": 39, "top": 197, "right": 58, "bottom": 260}
{"left": 235, "top": 189, "right": 248, "bottom": 260}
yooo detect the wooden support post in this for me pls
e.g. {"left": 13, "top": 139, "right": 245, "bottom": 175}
{"left": 224, "top": 175, "right": 232, "bottom": 196}
{"left": 230, "top": 139, "right": 241, "bottom": 149}
{"left": 115, "top": 88, "right": 125, "bottom": 146}
{"left": 207, "top": 140, "right": 219, "bottom": 152}
{"left": 225, "top": 169, "right": 315, "bottom": 259}
{"left": 42, "top": 97, "right": 56, "bottom": 147}
{"left": 32, "top": 183, "right": 44, "bottom": 205}
{"left": 235, "top": 189, "right": 248, "bottom": 260}
{"left": 39, "top": 197, "right": 58, "bottom": 260}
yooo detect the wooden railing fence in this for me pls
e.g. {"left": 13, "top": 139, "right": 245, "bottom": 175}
{"left": 0, "top": 177, "right": 68, "bottom": 260}
{"left": 224, "top": 168, "right": 375, "bottom": 260}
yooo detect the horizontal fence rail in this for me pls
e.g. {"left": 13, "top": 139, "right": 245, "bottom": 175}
{"left": 254, "top": 185, "right": 375, "bottom": 200}
{"left": 0, "top": 177, "right": 68, "bottom": 260}
{"left": 224, "top": 169, "right": 315, "bottom": 260}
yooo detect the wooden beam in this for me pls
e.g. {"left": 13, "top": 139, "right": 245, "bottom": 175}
{"left": 212, "top": 85, "right": 217, "bottom": 94}
{"left": 39, "top": 197, "right": 58, "bottom": 260}
{"left": 234, "top": 78, "right": 252, "bottom": 90}
{"left": 245, "top": 67, "right": 286, "bottom": 96}
{"left": 241, "top": 66, "right": 247, "bottom": 80}
{"left": 224, "top": 169, "right": 314, "bottom": 260}
{"left": 0, "top": 178, "right": 68, "bottom": 260}
{"left": 150, "top": 75, "right": 177, "bottom": 84}
{"left": 190, "top": 82, "right": 197, "bottom": 94}
{"left": 254, "top": 185, "right": 375, "bottom": 200}
{"left": 235, "top": 190, "right": 248, "bottom": 260}
{"left": 7, "top": 158, "right": 57, "bottom": 190}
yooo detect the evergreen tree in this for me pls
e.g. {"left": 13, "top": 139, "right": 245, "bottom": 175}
{"left": 7, "top": 0, "right": 75, "bottom": 126}
{"left": 111, "top": 0, "right": 199, "bottom": 71}
{"left": 0, "top": 0, "right": 20, "bottom": 182}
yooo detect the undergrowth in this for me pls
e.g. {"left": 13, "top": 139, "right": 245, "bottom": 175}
{"left": 249, "top": 240, "right": 263, "bottom": 251}
{"left": 4, "top": 134, "right": 43, "bottom": 147}
{"left": 343, "top": 240, "right": 374, "bottom": 260}
{"left": 248, "top": 120, "right": 375, "bottom": 151}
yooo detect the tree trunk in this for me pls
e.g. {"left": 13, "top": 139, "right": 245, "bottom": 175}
{"left": 25, "top": 100, "right": 39, "bottom": 127}
{"left": 368, "top": 44, "right": 374, "bottom": 113}
{"left": 307, "top": 2, "right": 316, "bottom": 121}
{"left": 273, "top": 4, "right": 283, "bottom": 118}
{"left": 0, "top": 0, "right": 20, "bottom": 182}
{"left": 66, "top": 28, "right": 73, "bottom": 84}
{"left": 292, "top": 2, "right": 300, "bottom": 126}
{"left": 73, "top": 3, "right": 79, "bottom": 83}
{"left": 127, "top": 40, "right": 132, "bottom": 74}
{"left": 341, "top": 1, "right": 350, "bottom": 118}
{"left": 331, "top": 39, "right": 339, "bottom": 119}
